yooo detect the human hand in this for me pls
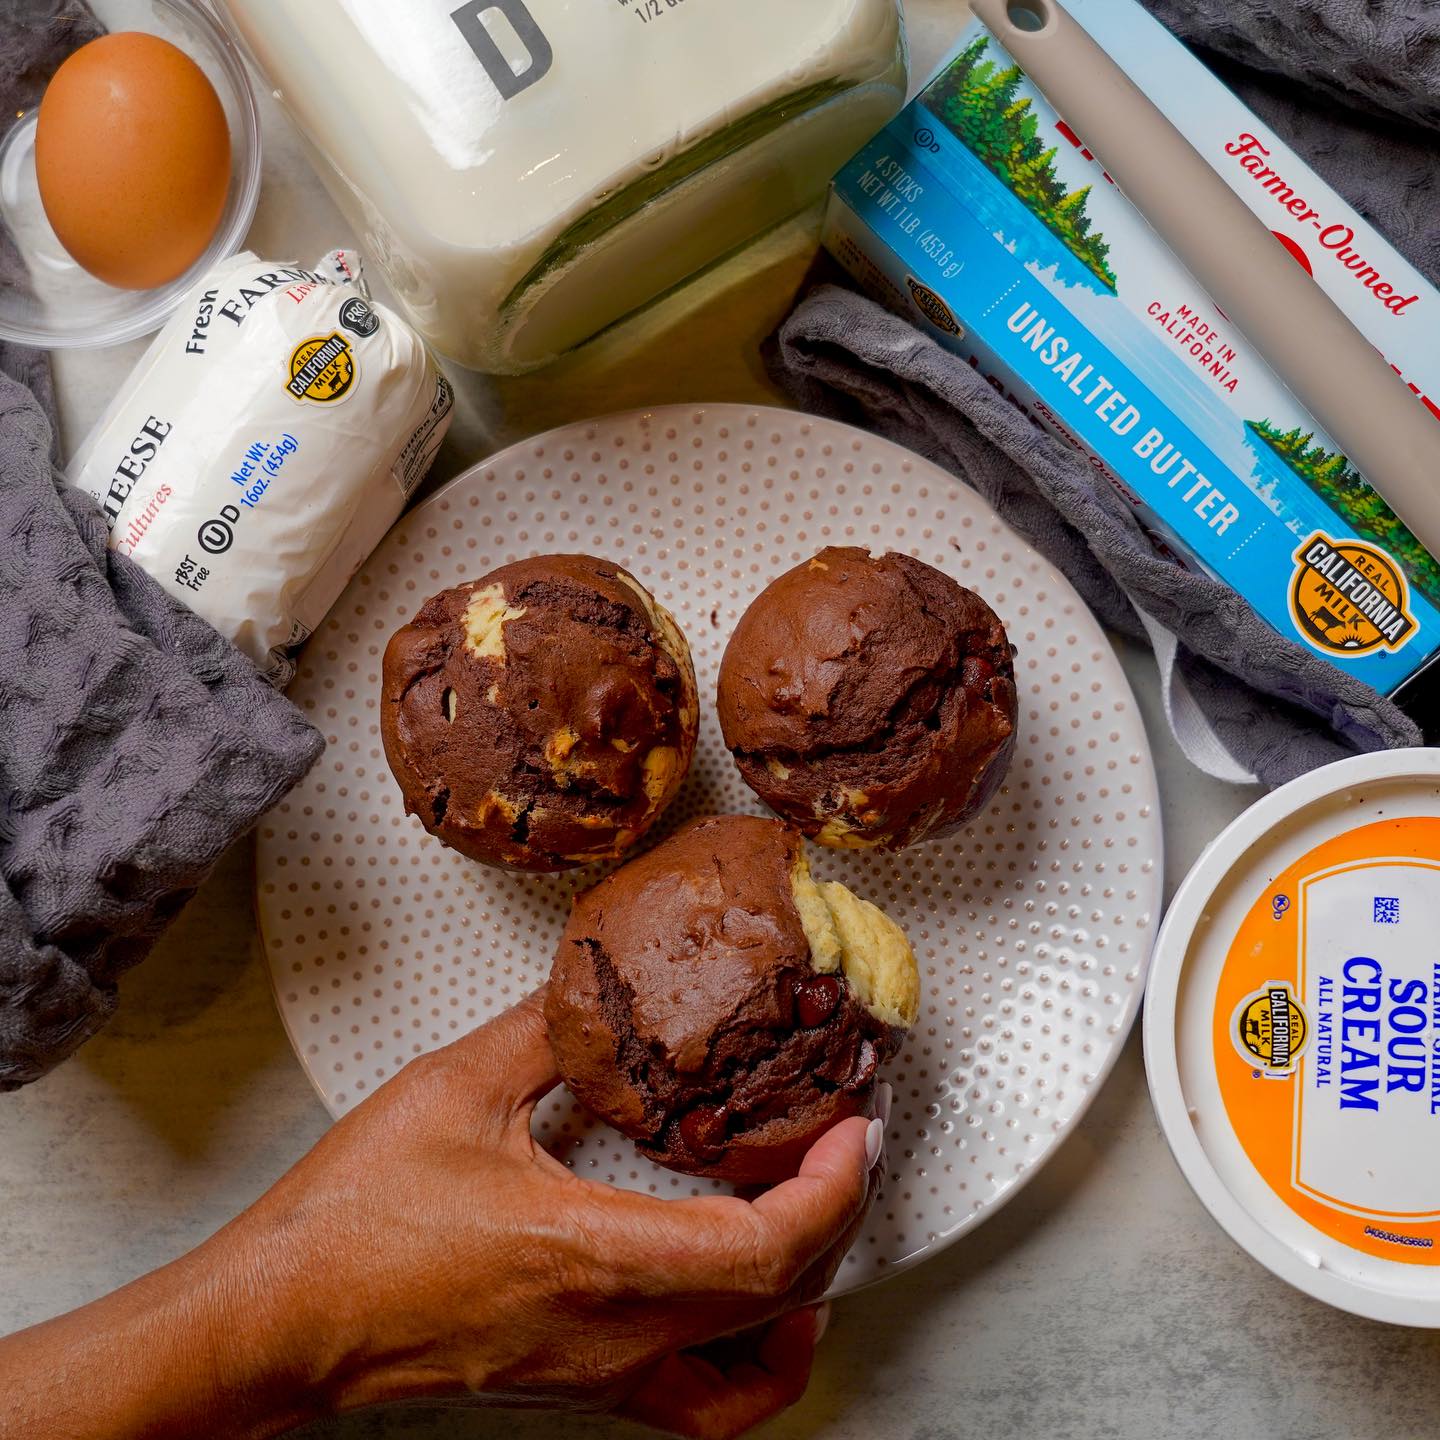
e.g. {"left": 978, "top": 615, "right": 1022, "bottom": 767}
{"left": 217, "top": 990, "right": 887, "bottom": 1438}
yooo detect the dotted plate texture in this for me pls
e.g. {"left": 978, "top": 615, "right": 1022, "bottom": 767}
{"left": 257, "top": 405, "right": 1163, "bottom": 1295}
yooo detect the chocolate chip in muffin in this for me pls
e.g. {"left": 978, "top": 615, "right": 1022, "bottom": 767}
{"left": 544, "top": 814, "right": 919, "bottom": 1184}
{"left": 716, "top": 547, "right": 1017, "bottom": 850}
{"left": 380, "top": 554, "right": 698, "bottom": 871}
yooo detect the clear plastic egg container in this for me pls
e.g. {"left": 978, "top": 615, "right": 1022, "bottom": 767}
{"left": 0, "top": 0, "right": 260, "bottom": 349}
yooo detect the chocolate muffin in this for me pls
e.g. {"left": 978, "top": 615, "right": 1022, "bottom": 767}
{"left": 544, "top": 814, "right": 918, "bottom": 1184}
{"left": 380, "top": 555, "right": 697, "bottom": 871}
{"left": 717, "top": 547, "right": 1017, "bottom": 850}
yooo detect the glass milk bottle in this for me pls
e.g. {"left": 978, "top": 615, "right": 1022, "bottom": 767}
{"left": 219, "top": 0, "right": 907, "bottom": 373}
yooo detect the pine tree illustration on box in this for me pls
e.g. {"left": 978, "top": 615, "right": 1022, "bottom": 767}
{"left": 927, "top": 36, "right": 1117, "bottom": 290}
{"left": 1247, "top": 418, "right": 1440, "bottom": 609}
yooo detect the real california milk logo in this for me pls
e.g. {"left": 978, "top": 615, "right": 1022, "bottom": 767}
{"left": 286, "top": 332, "right": 356, "bottom": 405}
{"left": 1233, "top": 981, "right": 1309, "bottom": 1076}
{"left": 1289, "top": 531, "right": 1416, "bottom": 657}
{"left": 905, "top": 277, "right": 962, "bottom": 336}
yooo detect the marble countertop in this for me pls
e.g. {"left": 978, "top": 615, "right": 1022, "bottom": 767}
{"left": 7, "top": 5, "right": 1438, "bottom": 1438}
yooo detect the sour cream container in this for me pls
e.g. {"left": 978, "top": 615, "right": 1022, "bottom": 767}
{"left": 1146, "top": 748, "right": 1440, "bottom": 1325}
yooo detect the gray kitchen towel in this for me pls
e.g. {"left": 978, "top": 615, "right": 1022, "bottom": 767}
{"left": 0, "top": 7, "right": 324, "bottom": 1090}
{"left": 0, "top": 374, "right": 324, "bottom": 1092}
{"left": 768, "top": 0, "right": 1437, "bottom": 788}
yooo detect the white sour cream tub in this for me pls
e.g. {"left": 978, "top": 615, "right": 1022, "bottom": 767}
{"left": 1146, "top": 748, "right": 1440, "bottom": 1325}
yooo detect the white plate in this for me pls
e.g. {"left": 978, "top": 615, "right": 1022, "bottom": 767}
{"left": 257, "top": 404, "right": 1163, "bottom": 1293}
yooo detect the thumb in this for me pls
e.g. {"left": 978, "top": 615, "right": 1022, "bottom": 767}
{"left": 665, "top": 1116, "right": 876, "bottom": 1307}
{"left": 650, "top": 1115, "right": 876, "bottom": 1309}
{"left": 439, "top": 987, "right": 562, "bottom": 1124}
{"left": 747, "top": 1115, "right": 874, "bottom": 1263}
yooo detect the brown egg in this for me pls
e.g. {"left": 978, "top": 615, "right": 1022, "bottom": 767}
{"left": 35, "top": 32, "right": 232, "bottom": 291}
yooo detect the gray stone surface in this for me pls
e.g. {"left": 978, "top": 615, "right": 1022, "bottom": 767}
{"left": 6, "top": 5, "right": 1436, "bottom": 1437}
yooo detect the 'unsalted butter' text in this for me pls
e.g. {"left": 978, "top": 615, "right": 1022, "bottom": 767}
{"left": 1008, "top": 303, "right": 1241, "bottom": 535}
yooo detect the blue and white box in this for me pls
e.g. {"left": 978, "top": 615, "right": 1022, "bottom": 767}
{"left": 823, "top": 0, "right": 1440, "bottom": 698}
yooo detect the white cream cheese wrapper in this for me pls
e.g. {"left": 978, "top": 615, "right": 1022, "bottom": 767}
{"left": 68, "top": 251, "right": 453, "bottom": 685}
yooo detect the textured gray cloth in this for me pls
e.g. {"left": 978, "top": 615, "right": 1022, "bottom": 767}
{"left": 0, "top": 7, "right": 324, "bottom": 1090}
{"left": 769, "top": 0, "right": 1438, "bottom": 787}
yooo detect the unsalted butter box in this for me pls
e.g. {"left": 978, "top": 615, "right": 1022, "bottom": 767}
{"left": 822, "top": 0, "right": 1440, "bottom": 699}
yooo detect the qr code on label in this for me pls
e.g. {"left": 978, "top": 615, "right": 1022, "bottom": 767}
{"left": 1374, "top": 897, "right": 1401, "bottom": 924}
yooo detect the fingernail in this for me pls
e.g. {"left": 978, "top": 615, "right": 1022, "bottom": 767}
{"left": 865, "top": 1116, "right": 884, "bottom": 1170}
{"left": 813, "top": 1302, "right": 832, "bottom": 1344}
{"left": 877, "top": 1081, "right": 893, "bottom": 1126}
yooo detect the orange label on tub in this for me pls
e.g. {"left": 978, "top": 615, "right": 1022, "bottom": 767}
{"left": 1215, "top": 816, "right": 1440, "bottom": 1264}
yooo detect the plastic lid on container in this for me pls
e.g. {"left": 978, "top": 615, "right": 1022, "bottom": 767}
{"left": 1145, "top": 748, "right": 1440, "bottom": 1326}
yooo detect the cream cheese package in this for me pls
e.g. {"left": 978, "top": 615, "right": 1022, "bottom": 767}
{"left": 217, "top": 0, "right": 907, "bottom": 373}
{"left": 1146, "top": 750, "right": 1440, "bottom": 1325}
{"left": 68, "top": 251, "right": 453, "bottom": 685}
